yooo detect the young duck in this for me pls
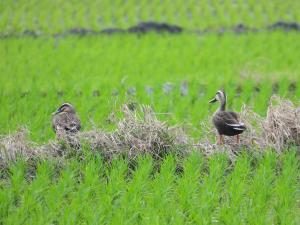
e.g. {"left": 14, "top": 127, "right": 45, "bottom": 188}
{"left": 209, "top": 90, "right": 246, "bottom": 144}
{"left": 52, "top": 103, "right": 81, "bottom": 135}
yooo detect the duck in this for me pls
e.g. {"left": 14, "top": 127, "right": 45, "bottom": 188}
{"left": 52, "top": 103, "right": 81, "bottom": 136}
{"left": 209, "top": 90, "right": 246, "bottom": 144}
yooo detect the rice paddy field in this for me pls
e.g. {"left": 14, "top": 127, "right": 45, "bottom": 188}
{"left": 1, "top": 1, "right": 300, "bottom": 224}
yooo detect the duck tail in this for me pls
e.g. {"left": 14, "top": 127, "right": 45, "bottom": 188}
{"left": 226, "top": 122, "right": 246, "bottom": 131}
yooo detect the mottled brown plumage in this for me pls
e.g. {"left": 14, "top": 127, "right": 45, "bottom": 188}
{"left": 209, "top": 90, "right": 246, "bottom": 144}
{"left": 52, "top": 103, "right": 81, "bottom": 135}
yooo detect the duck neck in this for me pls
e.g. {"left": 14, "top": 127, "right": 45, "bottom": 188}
{"left": 219, "top": 98, "right": 226, "bottom": 111}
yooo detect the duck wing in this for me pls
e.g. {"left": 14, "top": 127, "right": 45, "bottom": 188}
{"left": 225, "top": 111, "right": 246, "bottom": 130}
{"left": 227, "top": 111, "right": 239, "bottom": 120}
{"left": 213, "top": 111, "right": 246, "bottom": 133}
{"left": 213, "top": 111, "right": 238, "bottom": 127}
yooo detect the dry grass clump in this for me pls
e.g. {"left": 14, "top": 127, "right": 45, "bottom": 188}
{"left": 0, "top": 129, "right": 83, "bottom": 168}
{"left": 0, "top": 128, "right": 43, "bottom": 167}
{"left": 261, "top": 96, "right": 300, "bottom": 152}
{"left": 80, "top": 105, "right": 191, "bottom": 160}
{"left": 240, "top": 95, "right": 300, "bottom": 152}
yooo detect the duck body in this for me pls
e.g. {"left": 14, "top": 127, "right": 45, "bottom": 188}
{"left": 52, "top": 103, "right": 81, "bottom": 135}
{"left": 52, "top": 112, "right": 81, "bottom": 133}
{"left": 212, "top": 111, "right": 245, "bottom": 136}
{"left": 209, "top": 90, "right": 246, "bottom": 144}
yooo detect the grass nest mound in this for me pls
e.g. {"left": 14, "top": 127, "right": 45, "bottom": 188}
{"left": 0, "top": 128, "right": 42, "bottom": 168}
{"left": 80, "top": 105, "right": 191, "bottom": 160}
{"left": 260, "top": 96, "right": 300, "bottom": 151}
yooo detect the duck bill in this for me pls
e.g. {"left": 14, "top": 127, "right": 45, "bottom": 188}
{"left": 52, "top": 110, "right": 60, "bottom": 116}
{"left": 209, "top": 98, "right": 217, "bottom": 103}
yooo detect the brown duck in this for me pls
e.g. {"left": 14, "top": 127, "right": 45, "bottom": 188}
{"left": 209, "top": 90, "right": 246, "bottom": 144}
{"left": 52, "top": 103, "right": 81, "bottom": 135}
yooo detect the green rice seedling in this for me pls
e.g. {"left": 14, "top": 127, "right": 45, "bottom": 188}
{"left": 244, "top": 151, "right": 277, "bottom": 224}
{"left": 81, "top": 167, "right": 109, "bottom": 224}
{"left": 141, "top": 154, "right": 179, "bottom": 224}
{"left": 273, "top": 149, "right": 300, "bottom": 224}
{"left": 34, "top": 160, "right": 78, "bottom": 223}
{"left": 196, "top": 153, "right": 229, "bottom": 224}
{"left": 58, "top": 153, "right": 103, "bottom": 224}
{"left": 3, "top": 160, "right": 55, "bottom": 224}
{"left": 110, "top": 156, "right": 153, "bottom": 224}
{"left": 175, "top": 152, "right": 203, "bottom": 223}
{"left": 51, "top": 159, "right": 82, "bottom": 224}
{"left": 218, "top": 152, "right": 252, "bottom": 225}
{"left": 92, "top": 157, "right": 128, "bottom": 224}
{"left": 0, "top": 160, "right": 27, "bottom": 223}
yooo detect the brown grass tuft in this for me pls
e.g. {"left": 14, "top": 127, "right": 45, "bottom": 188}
{"left": 80, "top": 105, "right": 191, "bottom": 160}
{"left": 261, "top": 96, "right": 300, "bottom": 152}
{"left": 0, "top": 128, "right": 43, "bottom": 167}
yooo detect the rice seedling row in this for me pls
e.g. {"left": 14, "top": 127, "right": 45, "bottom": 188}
{"left": 1, "top": 0, "right": 300, "bottom": 34}
{"left": 0, "top": 151, "right": 299, "bottom": 224}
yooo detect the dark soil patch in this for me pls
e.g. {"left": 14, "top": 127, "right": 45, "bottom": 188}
{"left": 268, "top": 21, "right": 300, "bottom": 31}
{"left": 100, "top": 28, "right": 126, "bottom": 34}
{"left": 1, "top": 21, "right": 300, "bottom": 38}
{"left": 272, "top": 82, "right": 279, "bottom": 94}
{"left": 232, "top": 24, "right": 257, "bottom": 34}
{"left": 288, "top": 82, "right": 297, "bottom": 93}
{"left": 67, "top": 28, "right": 97, "bottom": 35}
{"left": 253, "top": 85, "right": 261, "bottom": 93}
{"left": 92, "top": 90, "right": 101, "bottom": 97}
{"left": 128, "top": 22, "right": 183, "bottom": 34}
{"left": 23, "top": 29, "right": 41, "bottom": 37}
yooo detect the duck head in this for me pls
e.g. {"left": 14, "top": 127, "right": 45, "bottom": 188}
{"left": 209, "top": 90, "right": 227, "bottom": 111}
{"left": 52, "top": 103, "right": 76, "bottom": 115}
